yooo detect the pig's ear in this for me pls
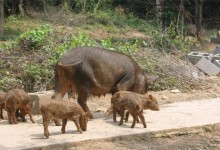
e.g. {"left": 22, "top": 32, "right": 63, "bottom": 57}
{"left": 146, "top": 75, "right": 159, "bottom": 83}
{"left": 57, "top": 61, "right": 83, "bottom": 73}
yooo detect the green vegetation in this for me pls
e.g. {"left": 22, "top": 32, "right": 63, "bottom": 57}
{"left": 0, "top": 3, "right": 217, "bottom": 92}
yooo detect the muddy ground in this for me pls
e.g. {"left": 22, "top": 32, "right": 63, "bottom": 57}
{"left": 27, "top": 76, "right": 220, "bottom": 150}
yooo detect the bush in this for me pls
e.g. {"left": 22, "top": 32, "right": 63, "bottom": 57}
{"left": 17, "top": 24, "right": 53, "bottom": 50}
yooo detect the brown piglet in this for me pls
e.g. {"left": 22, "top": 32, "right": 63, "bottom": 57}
{"left": 111, "top": 91, "right": 159, "bottom": 128}
{"left": 40, "top": 99, "right": 90, "bottom": 138}
{"left": 0, "top": 92, "right": 6, "bottom": 120}
{"left": 5, "top": 89, "right": 35, "bottom": 124}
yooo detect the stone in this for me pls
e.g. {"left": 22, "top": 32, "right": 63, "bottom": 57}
{"left": 196, "top": 57, "right": 220, "bottom": 76}
{"left": 170, "top": 89, "right": 180, "bottom": 93}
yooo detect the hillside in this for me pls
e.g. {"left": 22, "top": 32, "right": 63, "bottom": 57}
{"left": 0, "top": 10, "right": 219, "bottom": 94}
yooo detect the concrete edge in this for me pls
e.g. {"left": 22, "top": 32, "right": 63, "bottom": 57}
{"left": 24, "top": 123, "right": 220, "bottom": 150}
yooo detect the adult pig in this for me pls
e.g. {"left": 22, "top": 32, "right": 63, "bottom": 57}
{"left": 52, "top": 47, "right": 158, "bottom": 118}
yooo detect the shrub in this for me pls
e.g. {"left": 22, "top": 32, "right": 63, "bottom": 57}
{"left": 17, "top": 24, "right": 53, "bottom": 50}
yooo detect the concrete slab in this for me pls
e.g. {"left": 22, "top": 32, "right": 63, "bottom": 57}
{"left": 213, "top": 59, "right": 220, "bottom": 68}
{"left": 0, "top": 98, "right": 220, "bottom": 150}
{"left": 196, "top": 57, "right": 220, "bottom": 75}
{"left": 187, "top": 51, "right": 214, "bottom": 65}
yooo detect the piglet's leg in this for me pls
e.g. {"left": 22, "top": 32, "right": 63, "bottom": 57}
{"left": 43, "top": 117, "right": 50, "bottom": 138}
{"left": 61, "top": 119, "right": 67, "bottom": 133}
{"left": 72, "top": 115, "right": 83, "bottom": 134}
{"left": 113, "top": 108, "right": 117, "bottom": 122}
{"left": 118, "top": 109, "right": 125, "bottom": 125}
{"left": 0, "top": 107, "right": 3, "bottom": 119}
{"left": 139, "top": 111, "right": 146, "bottom": 128}
{"left": 131, "top": 115, "right": 137, "bottom": 128}
{"left": 28, "top": 112, "right": 35, "bottom": 123}
{"left": 125, "top": 111, "right": 130, "bottom": 122}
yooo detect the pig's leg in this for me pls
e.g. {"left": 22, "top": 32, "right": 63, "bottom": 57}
{"left": 113, "top": 74, "right": 134, "bottom": 94}
{"left": 43, "top": 116, "right": 50, "bottom": 138}
{"left": 118, "top": 108, "right": 125, "bottom": 125}
{"left": 78, "top": 92, "right": 93, "bottom": 119}
{"left": 61, "top": 119, "right": 67, "bottom": 133}
{"left": 139, "top": 110, "right": 146, "bottom": 128}
{"left": 12, "top": 110, "right": 18, "bottom": 124}
{"left": 7, "top": 110, "right": 13, "bottom": 124}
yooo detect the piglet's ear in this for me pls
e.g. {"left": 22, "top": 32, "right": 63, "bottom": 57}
{"left": 85, "top": 112, "right": 90, "bottom": 119}
{"left": 149, "top": 94, "right": 153, "bottom": 100}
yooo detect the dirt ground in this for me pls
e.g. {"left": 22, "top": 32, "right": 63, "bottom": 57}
{"left": 87, "top": 76, "right": 220, "bottom": 112}
{"left": 27, "top": 76, "right": 220, "bottom": 150}
{"left": 29, "top": 124, "right": 220, "bottom": 150}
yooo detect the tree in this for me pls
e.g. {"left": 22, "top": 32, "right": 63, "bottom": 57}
{"left": 194, "top": 0, "right": 203, "bottom": 42}
{"left": 0, "top": 0, "right": 4, "bottom": 36}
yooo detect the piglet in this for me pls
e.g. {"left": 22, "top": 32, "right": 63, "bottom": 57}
{"left": 111, "top": 91, "right": 159, "bottom": 128}
{"left": 5, "top": 89, "right": 35, "bottom": 124}
{"left": 40, "top": 99, "right": 89, "bottom": 138}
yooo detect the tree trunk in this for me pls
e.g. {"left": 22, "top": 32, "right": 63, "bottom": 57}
{"left": 194, "top": 0, "right": 203, "bottom": 42}
{"left": 180, "top": 0, "right": 185, "bottom": 38}
{"left": 0, "top": 0, "right": 4, "bottom": 36}
{"left": 156, "top": 0, "right": 165, "bottom": 31}
{"left": 19, "top": 0, "right": 25, "bottom": 16}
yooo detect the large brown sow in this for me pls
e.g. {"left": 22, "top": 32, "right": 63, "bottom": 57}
{"left": 51, "top": 46, "right": 158, "bottom": 119}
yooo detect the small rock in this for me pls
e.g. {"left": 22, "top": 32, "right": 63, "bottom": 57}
{"left": 161, "top": 95, "right": 168, "bottom": 100}
{"left": 170, "top": 89, "right": 180, "bottom": 93}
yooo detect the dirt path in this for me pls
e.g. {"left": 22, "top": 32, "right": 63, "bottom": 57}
{"left": 36, "top": 124, "right": 220, "bottom": 150}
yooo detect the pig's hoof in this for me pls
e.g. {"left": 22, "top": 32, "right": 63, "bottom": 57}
{"left": 61, "top": 129, "right": 65, "bottom": 133}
